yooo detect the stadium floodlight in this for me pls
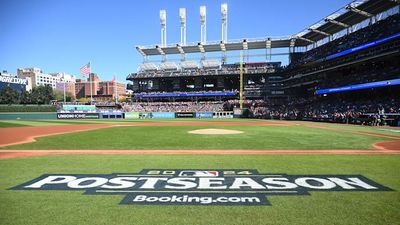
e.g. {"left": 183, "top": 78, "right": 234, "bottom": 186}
{"left": 160, "top": 10, "right": 167, "bottom": 47}
{"left": 200, "top": 6, "right": 206, "bottom": 22}
{"left": 221, "top": 3, "right": 228, "bottom": 43}
{"left": 200, "top": 6, "right": 207, "bottom": 44}
{"left": 179, "top": 8, "right": 186, "bottom": 46}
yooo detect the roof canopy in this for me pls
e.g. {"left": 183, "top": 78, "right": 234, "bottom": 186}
{"left": 136, "top": 0, "right": 398, "bottom": 56}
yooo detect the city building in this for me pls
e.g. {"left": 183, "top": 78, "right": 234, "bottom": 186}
{"left": 55, "top": 82, "right": 76, "bottom": 98}
{"left": 99, "top": 81, "right": 126, "bottom": 99}
{"left": 75, "top": 73, "right": 100, "bottom": 99}
{"left": 0, "top": 70, "right": 29, "bottom": 92}
{"left": 17, "top": 68, "right": 76, "bottom": 91}
{"left": 75, "top": 73, "right": 126, "bottom": 101}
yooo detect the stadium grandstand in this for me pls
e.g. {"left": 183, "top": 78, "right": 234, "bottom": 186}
{"left": 126, "top": 0, "right": 400, "bottom": 125}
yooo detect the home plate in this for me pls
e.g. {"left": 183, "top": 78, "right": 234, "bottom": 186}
{"left": 188, "top": 129, "right": 243, "bottom": 135}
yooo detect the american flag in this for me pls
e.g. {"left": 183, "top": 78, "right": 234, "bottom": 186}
{"left": 112, "top": 74, "right": 116, "bottom": 83}
{"left": 80, "top": 62, "right": 91, "bottom": 76}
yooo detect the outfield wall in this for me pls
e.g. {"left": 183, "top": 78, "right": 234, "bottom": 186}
{"left": 126, "top": 112, "right": 233, "bottom": 119}
{"left": 0, "top": 111, "right": 233, "bottom": 120}
{"left": 0, "top": 112, "right": 57, "bottom": 119}
{"left": 54, "top": 111, "right": 233, "bottom": 119}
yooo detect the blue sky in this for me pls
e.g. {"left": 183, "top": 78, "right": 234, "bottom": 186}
{"left": 0, "top": 0, "right": 351, "bottom": 82}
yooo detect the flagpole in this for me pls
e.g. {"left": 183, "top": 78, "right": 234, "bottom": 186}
{"left": 89, "top": 61, "right": 93, "bottom": 105}
{"left": 63, "top": 80, "right": 66, "bottom": 104}
{"left": 115, "top": 76, "right": 117, "bottom": 104}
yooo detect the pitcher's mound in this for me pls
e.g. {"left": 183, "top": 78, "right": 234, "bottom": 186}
{"left": 188, "top": 129, "right": 243, "bottom": 135}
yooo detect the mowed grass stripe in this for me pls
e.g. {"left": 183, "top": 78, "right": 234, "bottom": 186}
{"left": 1, "top": 125, "right": 387, "bottom": 150}
{"left": 0, "top": 154, "right": 399, "bottom": 225}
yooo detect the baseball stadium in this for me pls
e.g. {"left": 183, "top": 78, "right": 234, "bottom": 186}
{"left": 1, "top": 0, "right": 400, "bottom": 225}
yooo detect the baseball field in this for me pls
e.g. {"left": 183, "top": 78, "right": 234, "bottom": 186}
{"left": 0, "top": 118, "right": 399, "bottom": 225}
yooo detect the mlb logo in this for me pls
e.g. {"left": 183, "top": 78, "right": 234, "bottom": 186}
{"left": 179, "top": 170, "right": 219, "bottom": 177}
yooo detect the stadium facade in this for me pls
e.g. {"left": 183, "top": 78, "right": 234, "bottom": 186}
{"left": 126, "top": 0, "right": 400, "bottom": 125}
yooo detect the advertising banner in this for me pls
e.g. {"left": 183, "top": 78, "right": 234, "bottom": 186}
{"left": 195, "top": 112, "right": 213, "bottom": 118}
{"left": 62, "top": 105, "right": 96, "bottom": 111}
{"left": 139, "top": 113, "right": 151, "bottom": 119}
{"left": 124, "top": 112, "right": 140, "bottom": 119}
{"left": 57, "top": 113, "right": 100, "bottom": 119}
{"left": 176, "top": 112, "right": 194, "bottom": 118}
{"left": 151, "top": 112, "right": 175, "bottom": 119}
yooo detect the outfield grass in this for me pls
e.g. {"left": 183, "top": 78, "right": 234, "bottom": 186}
{"left": 320, "top": 122, "right": 400, "bottom": 137}
{"left": 0, "top": 154, "right": 399, "bottom": 225}
{"left": 0, "top": 121, "right": 29, "bottom": 128}
{"left": 1, "top": 124, "right": 387, "bottom": 150}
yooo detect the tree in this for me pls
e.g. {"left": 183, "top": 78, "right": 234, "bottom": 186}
{"left": 53, "top": 90, "right": 75, "bottom": 102}
{"left": 19, "top": 90, "right": 31, "bottom": 104}
{"left": 30, "top": 85, "right": 54, "bottom": 104}
{"left": 0, "top": 86, "right": 19, "bottom": 104}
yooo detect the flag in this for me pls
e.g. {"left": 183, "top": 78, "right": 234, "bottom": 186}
{"left": 80, "top": 62, "right": 91, "bottom": 76}
{"left": 112, "top": 74, "right": 116, "bottom": 83}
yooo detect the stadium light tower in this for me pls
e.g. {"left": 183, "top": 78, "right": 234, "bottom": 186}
{"left": 160, "top": 9, "right": 167, "bottom": 47}
{"left": 221, "top": 3, "right": 228, "bottom": 63}
{"left": 221, "top": 3, "right": 228, "bottom": 43}
{"left": 200, "top": 6, "right": 207, "bottom": 44}
{"left": 179, "top": 8, "right": 187, "bottom": 46}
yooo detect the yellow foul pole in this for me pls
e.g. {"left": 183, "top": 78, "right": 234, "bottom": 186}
{"left": 239, "top": 51, "right": 243, "bottom": 112}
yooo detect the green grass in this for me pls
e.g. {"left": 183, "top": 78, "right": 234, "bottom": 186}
{"left": 0, "top": 121, "right": 29, "bottom": 128}
{"left": 1, "top": 125, "right": 387, "bottom": 150}
{"left": 0, "top": 120, "right": 68, "bottom": 127}
{"left": 320, "top": 122, "right": 400, "bottom": 137}
{"left": 0, "top": 118, "right": 247, "bottom": 126}
{"left": 0, "top": 154, "right": 399, "bottom": 225}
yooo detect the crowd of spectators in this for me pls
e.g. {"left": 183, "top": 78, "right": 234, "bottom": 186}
{"left": 123, "top": 101, "right": 225, "bottom": 113}
{"left": 131, "top": 62, "right": 279, "bottom": 79}
{"left": 290, "top": 13, "right": 400, "bottom": 67}
{"left": 224, "top": 95, "right": 399, "bottom": 125}
{"left": 260, "top": 97, "right": 399, "bottom": 125}
{"left": 284, "top": 57, "right": 400, "bottom": 92}
{"left": 315, "top": 61, "right": 399, "bottom": 90}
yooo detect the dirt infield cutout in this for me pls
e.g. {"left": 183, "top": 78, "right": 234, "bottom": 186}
{"left": 188, "top": 128, "right": 243, "bottom": 135}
